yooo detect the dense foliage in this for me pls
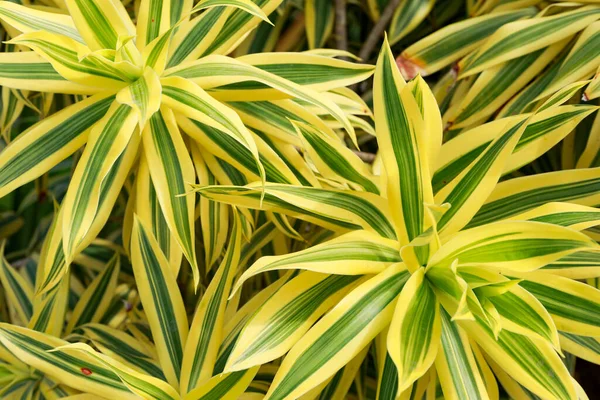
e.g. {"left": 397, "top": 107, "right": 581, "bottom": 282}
{"left": 1, "top": 0, "right": 600, "bottom": 399}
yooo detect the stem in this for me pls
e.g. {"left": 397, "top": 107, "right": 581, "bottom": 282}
{"left": 352, "top": 150, "right": 376, "bottom": 163}
{"left": 358, "top": 0, "right": 401, "bottom": 62}
{"left": 335, "top": 0, "right": 348, "bottom": 53}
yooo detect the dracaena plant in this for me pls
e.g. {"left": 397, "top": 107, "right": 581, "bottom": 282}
{"left": 0, "top": 0, "right": 373, "bottom": 295}
{"left": 0, "top": 133, "right": 292, "bottom": 398}
{"left": 396, "top": 2, "right": 600, "bottom": 139}
{"left": 0, "top": 251, "right": 131, "bottom": 398}
{"left": 0, "top": 164, "right": 146, "bottom": 398}
{"left": 243, "top": 1, "right": 600, "bottom": 143}
{"left": 0, "top": 129, "right": 282, "bottom": 398}
{"left": 191, "top": 40, "right": 600, "bottom": 400}
{"left": 2, "top": 1, "right": 600, "bottom": 400}
{"left": 0, "top": 203, "right": 320, "bottom": 399}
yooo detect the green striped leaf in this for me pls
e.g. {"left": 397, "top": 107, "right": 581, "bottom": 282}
{"left": 498, "top": 50, "right": 567, "bottom": 117}
{"left": 238, "top": 219, "right": 277, "bottom": 267}
{"left": 459, "top": 6, "right": 600, "bottom": 77}
{"left": 317, "top": 346, "right": 369, "bottom": 400}
{"left": 537, "top": 81, "right": 591, "bottom": 113}
{"left": 63, "top": 0, "right": 136, "bottom": 53}
{"left": 36, "top": 203, "right": 67, "bottom": 294}
{"left": 468, "top": 168, "right": 600, "bottom": 228}
{"left": 99, "top": 285, "right": 135, "bottom": 327}
{"left": 167, "top": 8, "right": 231, "bottom": 68}
{"left": 471, "top": 341, "right": 499, "bottom": 399}
{"left": 116, "top": 67, "right": 161, "bottom": 129}
{"left": 191, "top": 144, "right": 230, "bottom": 268}
{"left": 161, "top": 76, "right": 264, "bottom": 185}
{"left": 180, "top": 213, "right": 242, "bottom": 394}
{"left": 233, "top": 53, "right": 375, "bottom": 94}
{"left": 251, "top": 130, "right": 304, "bottom": 185}
{"left": 535, "top": 21, "right": 600, "bottom": 101}
{"left": 38, "top": 377, "right": 78, "bottom": 398}
{"left": 294, "top": 121, "right": 379, "bottom": 194}
{"left": 0, "top": 93, "right": 113, "bottom": 198}
{"left": 226, "top": 272, "right": 361, "bottom": 371}
{"left": 55, "top": 342, "right": 179, "bottom": 400}
{"left": 142, "top": 107, "right": 199, "bottom": 285}
{"left": 559, "top": 331, "right": 600, "bottom": 365}
{"left": 195, "top": 184, "right": 397, "bottom": 239}
{"left": 375, "top": 329, "right": 399, "bottom": 400}
{"left": 185, "top": 367, "right": 259, "bottom": 400}
{"left": 61, "top": 102, "right": 138, "bottom": 262}
{"left": 407, "top": 75, "right": 442, "bottom": 172}
{"left": 65, "top": 257, "right": 120, "bottom": 334}
{"left": 214, "top": 272, "right": 293, "bottom": 375}
{"left": 388, "top": 267, "right": 441, "bottom": 393}
{"left": 264, "top": 263, "right": 409, "bottom": 400}
{"left": 507, "top": 202, "right": 600, "bottom": 231}
{"left": 0, "top": 324, "right": 136, "bottom": 399}
{"left": 200, "top": 0, "right": 281, "bottom": 56}
{"left": 451, "top": 43, "right": 564, "bottom": 128}
{"left": 434, "top": 116, "right": 528, "bottom": 236}
{"left": 540, "top": 251, "right": 600, "bottom": 279}
{"left": 434, "top": 106, "right": 596, "bottom": 193}
{"left": 191, "top": 0, "right": 270, "bottom": 24}
{"left": 433, "top": 115, "right": 524, "bottom": 194}
{"left": 0, "top": 378, "right": 36, "bottom": 399}
{"left": 435, "top": 309, "right": 488, "bottom": 400}
{"left": 0, "top": 247, "right": 33, "bottom": 324}
{"left": 373, "top": 39, "right": 434, "bottom": 248}
{"left": 130, "top": 216, "right": 189, "bottom": 389}
{"left": 142, "top": 27, "right": 176, "bottom": 75}
{"left": 487, "top": 286, "right": 560, "bottom": 348}
{"left": 430, "top": 220, "right": 597, "bottom": 272}
{"left": 39, "top": 130, "right": 139, "bottom": 293}
{"left": 199, "top": 149, "right": 249, "bottom": 187}
{"left": 0, "top": 2, "right": 83, "bottom": 43}
{"left": 585, "top": 66, "right": 600, "bottom": 100}
{"left": 136, "top": 0, "right": 175, "bottom": 49}
{"left": 227, "top": 99, "right": 321, "bottom": 146}
{"left": 170, "top": 0, "right": 193, "bottom": 25}
{"left": 397, "top": 8, "right": 536, "bottom": 78}
{"left": 179, "top": 118, "right": 290, "bottom": 186}
{"left": 463, "top": 319, "right": 576, "bottom": 400}
{"left": 515, "top": 271, "right": 600, "bottom": 337}
{"left": 165, "top": 55, "right": 355, "bottom": 142}
{"left": 388, "top": 0, "right": 434, "bottom": 45}
{"left": 305, "top": 0, "right": 334, "bottom": 49}
{"left": 135, "top": 154, "right": 183, "bottom": 277}
{"left": 29, "top": 276, "right": 69, "bottom": 337}
{"left": 79, "top": 323, "right": 165, "bottom": 380}
{"left": 237, "top": 5, "right": 286, "bottom": 55}
{"left": 252, "top": 129, "right": 320, "bottom": 187}
{"left": 0, "top": 86, "right": 25, "bottom": 142}
{"left": 233, "top": 230, "right": 400, "bottom": 294}
{"left": 9, "top": 31, "right": 139, "bottom": 89}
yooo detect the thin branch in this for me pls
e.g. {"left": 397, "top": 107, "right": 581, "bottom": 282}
{"left": 352, "top": 150, "right": 376, "bottom": 163}
{"left": 358, "top": 0, "right": 401, "bottom": 62}
{"left": 335, "top": 0, "right": 348, "bottom": 54}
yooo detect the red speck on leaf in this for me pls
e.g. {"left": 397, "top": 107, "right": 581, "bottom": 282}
{"left": 152, "top": 18, "right": 155, "bottom": 22}
{"left": 81, "top": 367, "right": 92, "bottom": 375}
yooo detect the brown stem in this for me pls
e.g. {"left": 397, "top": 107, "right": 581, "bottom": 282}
{"left": 352, "top": 150, "right": 376, "bottom": 163}
{"left": 335, "top": 0, "right": 348, "bottom": 53}
{"left": 358, "top": 0, "right": 401, "bottom": 62}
